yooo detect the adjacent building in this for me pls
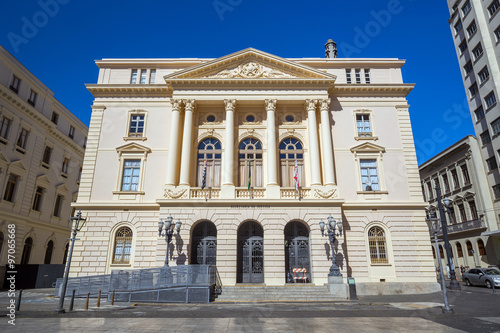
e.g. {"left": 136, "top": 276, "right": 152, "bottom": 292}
{"left": 420, "top": 135, "right": 500, "bottom": 271}
{"left": 0, "top": 45, "right": 88, "bottom": 284}
{"left": 71, "top": 45, "right": 439, "bottom": 295}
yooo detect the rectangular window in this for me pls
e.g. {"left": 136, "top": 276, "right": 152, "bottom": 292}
{"left": 364, "top": 69, "right": 371, "bottom": 84}
{"left": 449, "top": 207, "right": 457, "bottom": 224}
{"left": 487, "top": 156, "right": 498, "bottom": 171}
{"left": 32, "top": 186, "right": 44, "bottom": 211}
{"left": 360, "top": 159, "right": 379, "bottom": 191}
{"left": 421, "top": 185, "right": 426, "bottom": 202}
{"left": 488, "top": 0, "right": 500, "bottom": 17}
{"left": 356, "top": 114, "right": 372, "bottom": 136}
{"left": 458, "top": 204, "right": 467, "bottom": 222}
{"left": 68, "top": 125, "right": 75, "bottom": 139}
{"left": 149, "top": 69, "right": 156, "bottom": 84}
{"left": 140, "top": 69, "right": 147, "bottom": 84}
{"left": 0, "top": 116, "right": 11, "bottom": 140}
{"left": 464, "top": 61, "right": 473, "bottom": 75}
{"left": 355, "top": 69, "right": 361, "bottom": 83}
{"left": 461, "top": 165, "right": 470, "bottom": 184}
{"left": 493, "top": 184, "right": 500, "bottom": 199}
{"left": 42, "top": 146, "right": 52, "bottom": 164}
{"left": 454, "top": 20, "right": 463, "bottom": 33}
{"left": 495, "top": 25, "right": 500, "bottom": 41}
{"left": 53, "top": 195, "right": 63, "bottom": 217}
{"left": 462, "top": 0, "right": 471, "bottom": 15}
{"left": 451, "top": 169, "right": 460, "bottom": 189}
{"left": 62, "top": 157, "right": 69, "bottom": 174}
{"left": 469, "top": 83, "right": 478, "bottom": 97}
{"left": 443, "top": 174, "right": 450, "bottom": 193}
{"left": 481, "top": 130, "right": 492, "bottom": 145}
{"left": 16, "top": 128, "right": 29, "bottom": 149}
{"left": 346, "top": 69, "right": 352, "bottom": 84}
{"left": 466, "top": 20, "right": 477, "bottom": 38}
{"left": 469, "top": 200, "right": 478, "bottom": 219}
{"left": 458, "top": 40, "right": 467, "bottom": 54}
{"left": 128, "top": 114, "right": 145, "bottom": 137}
{"left": 492, "top": 117, "right": 500, "bottom": 135}
{"left": 27, "top": 89, "right": 37, "bottom": 107}
{"left": 130, "top": 69, "right": 137, "bottom": 84}
{"left": 478, "top": 66, "right": 490, "bottom": 84}
{"left": 10, "top": 75, "right": 21, "bottom": 94}
{"left": 3, "top": 174, "right": 19, "bottom": 202}
{"left": 485, "top": 91, "right": 497, "bottom": 108}
{"left": 427, "top": 182, "right": 434, "bottom": 200}
{"left": 121, "top": 160, "right": 141, "bottom": 191}
{"left": 51, "top": 112, "right": 59, "bottom": 124}
{"left": 472, "top": 43, "right": 483, "bottom": 60}
{"left": 474, "top": 106, "right": 484, "bottom": 121}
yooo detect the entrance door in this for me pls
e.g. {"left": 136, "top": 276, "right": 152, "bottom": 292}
{"left": 237, "top": 221, "right": 264, "bottom": 283}
{"left": 285, "top": 221, "right": 311, "bottom": 283}
{"left": 191, "top": 221, "right": 217, "bottom": 265}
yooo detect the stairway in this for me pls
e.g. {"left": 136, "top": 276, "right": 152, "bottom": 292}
{"left": 215, "top": 285, "right": 346, "bottom": 302}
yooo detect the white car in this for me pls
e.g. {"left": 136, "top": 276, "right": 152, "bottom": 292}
{"left": 462, "top": 268, "right": 500, "bottom": 288}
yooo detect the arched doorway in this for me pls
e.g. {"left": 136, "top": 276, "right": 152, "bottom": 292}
{"left": 237, "top": 221, "right": 264, "bottom": 283}
{"left": 190, "top": 221, "right": 217, "bottom": 265}
{"left": 284, "top": 221, "right": 311, "bottom": 283}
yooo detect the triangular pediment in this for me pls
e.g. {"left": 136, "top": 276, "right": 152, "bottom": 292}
{"left": 116, "top": 142, "right": 151, "bottom": 154}
{"left": 0, "top": 152, "right": 9, "bottom": 165}
{"left": 164, "top": 48, "right": 337, "bottom": 82}
{"left": 10, "top": 160, "right": 26, "bottom": 171}
{"left": 56, "top": 183, "right": 69, "bottom": 193}
{"left": 350, "top": 142, "right": 386, "bottom": 153}
{"left": 37, "top": 175, "right": 51, "bottom": 185}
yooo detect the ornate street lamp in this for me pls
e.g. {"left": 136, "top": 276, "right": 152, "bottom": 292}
{"left": 319, "top": 214, "right": 343, "bottom": 277}
{"left": 55, "top": 210, "right": 87, "bottom": 314}
{"left": 158, "top": 215, "right": 182, "bottom": 266}
{"left": 434, "top": 179, "right": 461, "bottom": 290}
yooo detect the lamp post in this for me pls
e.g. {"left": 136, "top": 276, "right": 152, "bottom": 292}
{"left": 434, "top": 178, "right": 461, "bottom": 290}
{"left": 319, "top": 214, "right": 343, "bottom": 277}
{"left": 55, "top": 210, "right": 87, "bottom": 314}
{"left": 158, "top": 215, "right": 182, "bottom": 266}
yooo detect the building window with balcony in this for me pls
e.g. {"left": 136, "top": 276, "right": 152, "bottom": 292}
{"left": 451, "top": 169, "right": 460, "bottom": 189}
{"left": 113, "top": 227, "right": 133, "bottom": 264}
{"left": 488, "top": 0, "right": 500, "bottom": 17}
{"left": 456, "top": 243, "right": 463, "bottom": 258}
{"left": 121, "top": 160, "right": 141, "bottom": 191}
{"left": 10, "top": 75, "right": 21, "bottom": 94}
{"left": 239, "top": 138, "right": 263, "bottom": 188}
{"left": 368, "top": 226, "right": 388, "bottom": 264}
{"left": 478, "top": 239, "right": 486, "bottom": 255}
{"left": 360, "top": 159, "right": 379, "bottom": 191}
{"left": 128, "top": 114, "right": 145, "bottom": 137}
{"left": 472, "top": 43, "right": 483, "bottom": 61}
{"left": 461, "top": 165, "right": 470, "bottom": 184}
{"left": 197, "top": 138, "right": 222, "bottom": 188}
{"left": 32, "top": 186, "right": 44, "bottom": 212}
{"left": 468, "top": 200, "right": 478, "bottom": 219}
{"left": 0, "top": 116, "right": 11, "bottom": 142}
{"left": 279, "top": 138, "right": 304, "bottom": 187}
{"left": 16, "top": 128, "right": 29, "bottom": 150}
{"left": 356, "top": 114, "right": 372, "bottom": 137}
{"left": 458, "top": 204, "right": 467, "bottom": 222}
{"left": 485, "top": 91, "right": 497, "bottom": 109}
{"left": 3, "top": 174, "right": 19, "bottom": 202}
{"left": 53, "top": 194, "right": 63, "bottom": 217}
{"left": 466, "top": 20, "right": 477, "bottom": 38}
{"left": 481, "top": 130, "right": 492, "bottom": 145}
{"left": 346, "top": 69, "right": 352, "bottom": 84}
{"left": 27, "top": 89, "right": 37, "bottom": 107}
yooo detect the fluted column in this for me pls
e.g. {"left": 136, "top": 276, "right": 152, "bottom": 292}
{"left": 166, "top": 99, "right": 182, "bottom": 186}
{"left": 265, "top": 99, "right": 278, "bottom": 186}
{"left": 179, "top": 99, "right": 196, "bottom": 185}
{"left": 223, "top": 99, "right": 236, "bottom": 186}
{"left": 306, "top": 99, "right": 322, "bottom": 186}
{"left": 319, "top": 99, "right": 335, "bottom": 185}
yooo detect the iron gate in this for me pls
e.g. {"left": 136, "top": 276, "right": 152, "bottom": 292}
{"left": 285, "top": 221, "right": 311, "bottom": 283}
{"left": 191, "top": 221, "right": 217, "bottom": 265}
{"left": 237, "top": 221, "right": 264, "bottom": 283}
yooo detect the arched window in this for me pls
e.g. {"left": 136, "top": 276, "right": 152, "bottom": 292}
{"left": 279, "top": 138, "right": 304, "bottom": 187}
{"left": 477, "top": 239, "right": 486, "bottom": 255}
{"left": 368, "top": 226, "right": 388, "bottom": 263}
{"left": 197, "top": 138, "right": 222, "bottom": 188}
{"left": 466, "top": 240, "right": 473, "bottom": 256}
{"left": 239, "top": 138, "right": 263, "bottom": 188}
{"left": 456, "top": 242, "right": 463, "bottom": 257}
{"left": 21, "top": 237, "right": 33, "bottom": 264}
{"left": 62, "top": 243, "right": 69, "bottom": 265}
{"left": 113, "top": 227, "right": 133, "bottom": 264}
{"left": 439, "top": 245, "right": 445, "bottom": 259}
{"left": 44, "top": 240, "right": 54, "bottom": 264}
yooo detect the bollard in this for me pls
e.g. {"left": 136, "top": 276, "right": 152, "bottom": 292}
{"left": 111, "top": 289, "right": 115, "bottom": 306}
{"left": 69, "top": 290, "right": 76, "bottom": 311}
{"left": 15, "top": 289, "right": 23, "bottom": 311}
{"left": 97, "top": 290, "right": 101, "bottom": 307}
{"left": 85, "top": 292, "right": 90, "bottom": 310}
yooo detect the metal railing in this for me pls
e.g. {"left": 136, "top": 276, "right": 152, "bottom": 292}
{"left": 427, "top": 218, "right": 485, "bottom": 236}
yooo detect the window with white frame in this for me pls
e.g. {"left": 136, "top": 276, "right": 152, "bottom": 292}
{"left": 346, "top": 69, "right": 352, "bottom": 84}
{"left": 140, "top": 69, "right": 147, "bottom": 84}
{"left": 149, "top": 69, "right": 156, "bottom": 84}
{"left": 10, "top": 75, "right": 21, "bottom": 94}
{"left": 462, "top": 0, "right": 471, "bottom": 15}
{"left": 474, "top": 106, "right": 484, "bottom": 121}
{"left": 68, "top": 125, "right": 75, "bottom": 139}
{"left": 113, "top": 227, "right": 133, "bottom": 264}
{"left": 121, "top": 160, "right": 141, "bottom": 191}
{"left": 492, "top": 117, "right": 500, "bottom": 135}
{"left": 0, "top": 116, "right": 11, "bottom": 141}
{"left": 472, "top": 43, "right": 483, "bottom": 61}
{"left": 478, "top": 66, "right": 490, "bottom": 84}
{"left": 239, "top": 138, "right": 263, "bottom": 187}
{"left": 485, "top": 91, "right": 497, "bottom": 108}
{"left": 130, "top": 69, "right": 138, "bottom": 84}
{"left": 355, "top": 69, "right": 361, "bottom": 83}
{"left": 464, "top": 61, "right": 473, "bottom": 75}
{"left": 62, "top": 157, "right": 69, "bottom": 175}
{"left": 128, "top": 114, "right": 145, "bottom": 137}
{"left": 16, "top": 128, "right": 29, "bottom": 149}
{"left": 488, "top": 0, "right": 500, "bottom": 17}
{"left": 279, "top": 138, "right": 304, "bottom": 187}
{"left": 360, "top": 159, "right": 379, "bottom": 191}
{"left": 466, "top": 20, "right": 477, "bottom": 38}
{"left": 197, "top": 138, "right": 222, "bottom": 188}
{"left": 364, "top": 69, "right": 371, "bottom": 84}
{"left": 458, "top": 40, "right": 467, "bottom": 54}
{"left": 356, "top": 114, "right": 372, "bottom": 137}
{"left": 368, "top": 226, "right": 388, "bottom": 264}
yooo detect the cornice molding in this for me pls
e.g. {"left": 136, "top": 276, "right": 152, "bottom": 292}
{"left": 332, "top": 84, "right": 414, "bottom": 97}
{"left": 85, "top": 84, "right": 172, "bottom": 97}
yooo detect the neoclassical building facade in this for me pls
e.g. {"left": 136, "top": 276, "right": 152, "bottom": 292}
{"left": 72, "top": 47, "right": 438, "bottom": 294}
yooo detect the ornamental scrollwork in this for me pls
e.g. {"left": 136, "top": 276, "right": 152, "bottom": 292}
{"left": 208, "top": 62, "right": 294, "bottom": 79}
{"left": 314, "top": 188, "right": 338, "bottom": 199}
{"left": 164, "top": 188, "right": 187, "bottom": 199}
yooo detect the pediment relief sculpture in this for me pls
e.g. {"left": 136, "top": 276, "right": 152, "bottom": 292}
{"left": 205, "top": 62, "right": 295, "bottom": 79}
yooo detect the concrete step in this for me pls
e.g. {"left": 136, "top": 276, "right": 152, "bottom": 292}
{"left": 215, "top": 285, "right": 343, "bottom": 302}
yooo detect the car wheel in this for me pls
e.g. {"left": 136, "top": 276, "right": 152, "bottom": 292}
{"left": 486, "top": 280, "right": 492, "bottom": 289}
{"left": 464, "top": 278, "right": 472, "bottom": 286}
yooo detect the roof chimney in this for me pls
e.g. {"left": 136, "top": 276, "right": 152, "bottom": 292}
{"left": 325, "top": 39, "right": 337, "bottom": 58}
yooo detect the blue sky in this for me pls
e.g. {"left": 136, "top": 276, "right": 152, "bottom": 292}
{"left": 0, "top": 0, "right": 474, "bottom": 164}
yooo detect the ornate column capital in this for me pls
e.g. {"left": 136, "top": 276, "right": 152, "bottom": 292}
{"left": 319, "top": 99, "right": 330, "bottom": 112}
{"left": 224, "top": 99, "right": 236, "bottom": 112}
{"left": 305, "top": 99, "right": 318, "bottom": 112}
{"left": 183, "top": 99, "right": 196, "bottom": 112}
{"left": 171, "top": 99, "right": 183, "bottom": 112}
{"left": 265, "top": 99, "right": 277, "bottom": 112}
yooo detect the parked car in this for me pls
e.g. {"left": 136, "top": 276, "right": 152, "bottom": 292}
{"left": 462, "top": 268, "right": 500, "bottom": 288}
